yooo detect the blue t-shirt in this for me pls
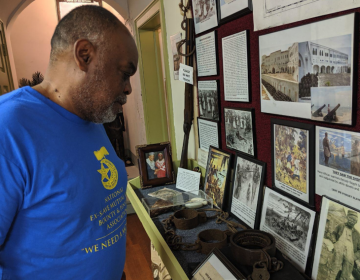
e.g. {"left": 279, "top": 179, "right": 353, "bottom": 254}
{"left": 0, "top": 87, "right": 127, "bottom": 280}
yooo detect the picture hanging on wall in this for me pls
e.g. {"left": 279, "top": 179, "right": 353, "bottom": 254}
{"left": 56, "top": 0, "right": 102, "bottom": 21}
{"left": 195, "top": 31, "right": 218, "bottom": 77}
{"left": 315, "top": 126, "right": 360, "bottom": 211}
{"left": 260, "top": 187, "right": 316, "bottom": 273}
{"left": 217, "top": 0, "right": 253, "bottom": 25}
{"left": 271, "top": 118, "right": 315, "bottom": 207}
{"left": 204, "top": 146, "right": 232, "bottom": 210}
{"left": 192, "top": 0, "right": 219, "bottom": 34}
{"left": 229, "top": 154, "right": 265, "bottom": 229}
{"left": 198, "top": 80, "right": 220, "bottom": 121}
{"left": 259, "top": 13, "right": 358, "bottom": 126}
{"left": 197, "top": 117, "right": 220, "bottom": 151}
{"left": 312, "top": 196, "right": 360, "bottom": 280}
{"left": 224, "top": 107, "right": 255, "bottom": 157}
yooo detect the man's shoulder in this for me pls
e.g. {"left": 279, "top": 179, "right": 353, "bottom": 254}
{"left": 0, "top": 87, "right": 37, "bottom": 118}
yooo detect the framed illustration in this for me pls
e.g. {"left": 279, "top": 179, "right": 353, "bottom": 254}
{"left": 224, "top": 107, "right": 255, "bottom": 157}
{"left": 217, "top": 0, "right": 253, "bottom": 25}
{"left": 229, "top": 154, "right": 266, "bottom": 229}
{"left": 198, "top": 80, "right": 220, "bottom": 121}
{"left": 191, "top": 248, "right": 245, "bottom": 280}
{"left": 204, "top": 146, "right": 232, "bottom": 210}
{"left": 192, "top": 0, "right": 218, "bottom": 34}
{"left": 312, "top": 196, "right": 360, "bottom": 279}
{"left": 136, "top": 142, "right": 175, "bottom": 189}
{"left": 271, "top": 118, "right": 315, "bottom": 207}
{"left": 259, "top": 13, "right": 358, "bottom": 126}
{"left": 197, "top": 118, "right": 220, "bottom": 151}
{"left": 195, "top": 31, "right": 218, "bottom": 77}
{"left": 56, "top": 0, "right": 102, "bottom": 21}
{"left": 223, "top": 30, "right": 251, "bottom": 102}
{"left": 316, "top": 126, "right": 360, "bottom": 211}
{"left": 260, "top": 187, "right": 316, "bottom": 273}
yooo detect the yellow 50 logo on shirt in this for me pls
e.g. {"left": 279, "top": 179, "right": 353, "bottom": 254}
{"left": 94, "top": 147, "right": 118, "bottom": 190}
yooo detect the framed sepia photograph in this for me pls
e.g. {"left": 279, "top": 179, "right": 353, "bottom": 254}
{"left": 197, "top": 118, "right": 220, "bottom": 151}
{"left": 192, "top": 0, "right": 218, "bottom": 34}
{"left": 316, "top": 126, "right": 360, "bottom": 211}
{"left": 260, "top": 187, "right": 316, "bottom": 273}
{"left": 198, "top": 80, "right": 220, "bottom": 121}
{"left": 271, "top": 118, "right": 315, "bottom": 207}
{"left": 312, "top": 196, "right": 360, "bottom": 280}
{"left": 224, "top": 107, "right": 255, "bottom": 157}
{"left": 259, "top": 13, "right": 358, "bottom": 126}
{"left": 204, "top": 146, "right": 232, "bottom": 210}
{"left": 229, "top": 154, "right": 266, "bottom": 229}
{"left": 136, "top": 142, "right": 175, "bottom": 189}
{"left": 191, "top": 248, "right": 245, "bottom": 280}
{"left": 217, "top": 0, "right": 253, "bottom": 25}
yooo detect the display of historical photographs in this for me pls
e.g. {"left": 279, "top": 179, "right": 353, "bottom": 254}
{"left": 218, "top": 0, "right": 252, "bottom": 24}
{"left": 312, "top": 197, "right": 360, "bottom": 280}
{"left": 192, "top": 0, "right": 218, "bottom": 34}
{"left": 272, "top": 119, "right": 315, "bottom": 206}
{"left": 204, "top": 146, "right": 232, "bottom": 210}
{"left": 197, "top": 118, "right": 220, "bottom": 151}
{"left": 198, "top": 80, "right": 219, "bottom": 121}
{"left": 229, "top": 154, "right": 266, "bottom": 229}
{"left": 316, "top": 127, "right": 360, "bottom": 211}
{"left": 259, "top": 13, "right": 357, "bottom": 126}
{"left": 224, "top": 107, "right": 255, "bottom": 157}
{"left": 195, "top": 31, "right": 218, "bottom": 77}
{"left": 260, "top": 188, "right": 316, "bottom": 273}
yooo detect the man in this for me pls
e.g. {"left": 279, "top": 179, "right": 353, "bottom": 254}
{"left": 155, "top": 153, "right": 166, "bottom": 178}
{"left": 292, "top": 156, "right": 300, "bottom": 180}
{"left": 323, "top": 132, "right": 331, "bottom": 166}
{"left": 146, "top": 152, "right": 157, "bottom": 179}
{"left": 0, "top": 6, "right": 138, "bottom": 280}
{"left": 329, "top": 210, "right": 360, "bottom": 279}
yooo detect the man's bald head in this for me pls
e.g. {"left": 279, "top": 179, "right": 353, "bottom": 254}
{"left": 50, "top": 5, "right": 129, "bottom": 61}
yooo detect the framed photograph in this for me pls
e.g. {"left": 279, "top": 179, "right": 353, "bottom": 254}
{"left": 204, "top": 146, "right": 232, "bottom": 210}
{"left": 271, "top": 118, "right": 315, "bottom": 207}
{"left": 260, "top": 187, "right": 316, "bottom": 273}
{"left": 170, "top": 33, "right": 184, "bottom": 80}
{"left": 192, "top": 0, "right": 218, "bottom": 34}
{"left": 136, "top": 142, "right": 175, "bottom": 189}
{"left": 217, "top": 0, "right": 253, "bottom": 25}
{"left": 191, "top": 248, "right": 245, "bottom": 280}
{"left": 224, "top": 107, "right": 255, "bottom": 157}
{"left": 259, "top": 13, "right": 358, "bottom": 126}
{"left": 223, "top": 30, "right": 251, "bottom": 102}
{"left": 197, "top": 118, "right": 220, "bottom": 151}
{"left": 229, "top": 154, "right": 266, "bottom": 229}
{"left": 56, "top": 0, "right": 102, "bottom": 21}
{"left": 198, "top": 80, "right": 220, "bottom": 121}
{"left": 195, "top": 31, "right": 218, "bottom": 77}
{"left": 316, "top": 126, "right": 360, "bottom": 211}
{"left": 312, "top": 196, "right": 360, "bottom": 280}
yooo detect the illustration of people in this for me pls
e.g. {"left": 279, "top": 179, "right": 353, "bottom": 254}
{"left": 207, "top": 94, "right": 212, "bottom": 114}
{"left": 155, "top": 153, "right": 166, "bottom": 178}
{"left": 323, "top": 132, "right": 331, "bottom": 166}
{"left": 328, "top": 210, "right": 360, "bottom": 280}
{"left": 292, "top": 156, "right": 300, "bottom": 181}
{"left": 146, "top": 152, "right": 156, "bottom": 179}
{"left": 199, "top": 93, "right": 203, "bottom": 116}
{"left": 286, "top": 151, "right": 292, "bottom": 169}
{"left": 351, "top": 139, "right": 360, "bottom": 177}
{"left": 248, "top": 144, "right": 253, "bottom": 155}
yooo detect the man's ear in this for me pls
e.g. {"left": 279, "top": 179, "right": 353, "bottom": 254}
{"left": 74, "top": 39, "right": 95, "bottom": 72}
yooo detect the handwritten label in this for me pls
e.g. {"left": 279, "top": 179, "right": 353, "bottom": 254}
{"left": 179, "top": 63, "right": 194, "bottom": 85}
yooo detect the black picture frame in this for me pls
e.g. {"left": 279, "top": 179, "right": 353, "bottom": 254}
{"left": 271, "top": 118, "right": 315, "bottom": 208}
{"left": 195, "top": 30, "right": 219, "bottom": 77}
{"left": 222, "top": 30, "right": 251, "bottom": 103}
{"left": 259, "top": 12, "right": 358, "bottom": 127}
{"left": 224, "top": 107, "right": 256, "bottom": 157}
{"left": 228, "top": 153, "right": 266, "bottom": 229}
{"left": 203, "top": 146, "right": 232, "bottom": 210}
{"left": 197, "top": 80, "right": 221, "bottom": 122}
{"left": 217, "top": 0, "right": 253, "bottom": 25}
{"left": 197, "top": 117, "right": 221, "bottom": 151}
{"left": 192, "top": 0, "right": 219, "bottom": 35}
{"left": 56, "top": 0, "right": 103, "bottom": 21}
{"left": 192, "top": 248, "right": 246, "bottom": 279}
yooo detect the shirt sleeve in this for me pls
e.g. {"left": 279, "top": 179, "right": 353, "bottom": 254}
{"left": 0, "top": 154, "right": 25, "bottom": 245}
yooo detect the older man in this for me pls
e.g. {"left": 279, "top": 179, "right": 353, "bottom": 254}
{"left": 0, "top": 6, "right": 137, "bottom": 280}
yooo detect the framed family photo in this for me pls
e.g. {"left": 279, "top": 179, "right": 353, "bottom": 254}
{"left": 224, "top": 107, "right": 255, "bottom": 157}
{"left": 271, "top": 119, "right": 315, "bottom": 207}
{"left": 136, "top": 142, "right": 175, "bottom": 189}
{"left": 217, "top": 0, "right": 253, "bottom": 25}
{"left": 229, "top": 154, "right": 266, "bottom": 229}
{"left": 204, "top": 146, "right": 232, "bottom": 210}
{"left": 259, "top": 13, "right": 358, "bottom": 126}
{"left": 198, "top": 80, "right": 220, "bottom": 121}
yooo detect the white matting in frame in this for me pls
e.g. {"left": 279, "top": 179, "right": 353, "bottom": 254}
{"left": 192, "top": 0, "right": 218, "bottom": 34}
{"left": 196, "top": 31, "right": 218, "bottom": 77}
{"left": 197, "top": 118, "right": 220, "bottom": 151}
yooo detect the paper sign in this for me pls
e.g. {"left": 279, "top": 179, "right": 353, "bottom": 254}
{"left": 179, "top": 63, "right": 193, "bottom": 85}
{"left": 176, "top": 168, "right": 200, "bottom": 192}
{"left": 197, "top": 148, "right": 209, "bottom": 169}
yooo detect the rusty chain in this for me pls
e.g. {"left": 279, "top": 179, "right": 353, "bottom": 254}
{"left": 177, "top": 0, "right": 196, "bottom": 57}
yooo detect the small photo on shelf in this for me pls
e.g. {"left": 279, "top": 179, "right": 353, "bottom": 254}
{"left": 229, "top": 153, "right": 266, "bottom": 229}
{"left": 198, "top": 80, "right": 220, "bottom": 121}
